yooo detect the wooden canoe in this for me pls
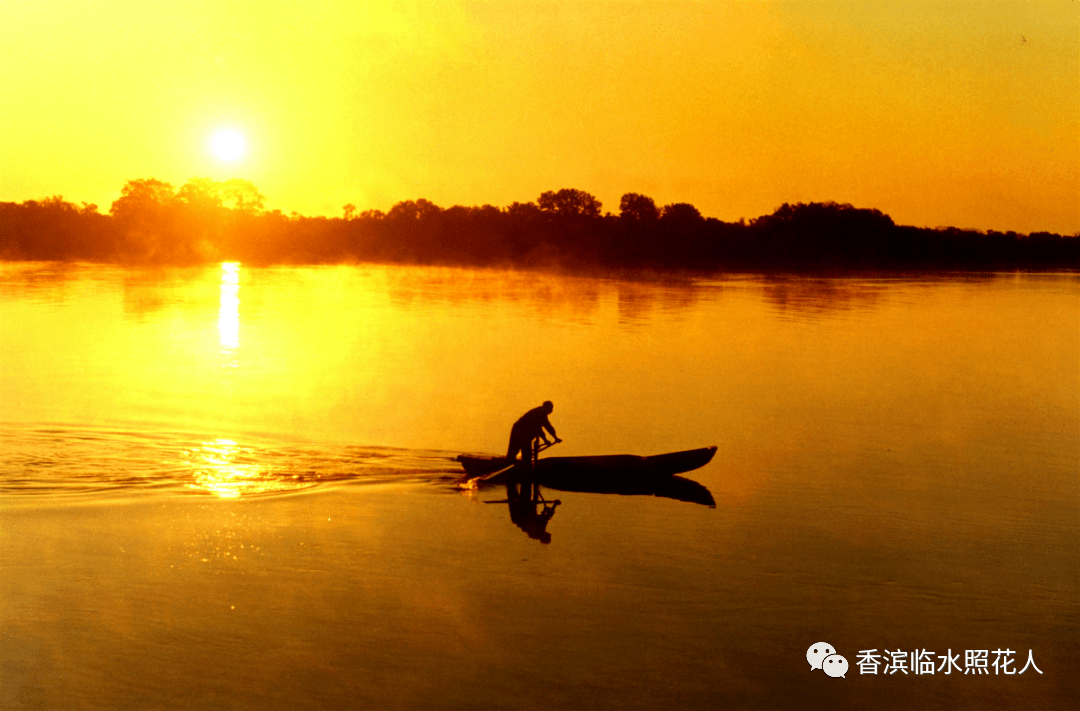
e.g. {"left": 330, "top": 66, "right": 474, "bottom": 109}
{"left": 457, "top": 446, "right": 717, "bottom": 507}
{"left": 456, "top": 446, "right": 717, "bottom": 482}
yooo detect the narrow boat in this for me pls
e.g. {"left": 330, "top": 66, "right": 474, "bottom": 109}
{"left": 457, "top": 446, "right": 717, "bottom": 481}
{"left": 457, "top": 446, "right": 718, "bottom": 507}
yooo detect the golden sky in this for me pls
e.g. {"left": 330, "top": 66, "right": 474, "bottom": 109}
{"left": 1, "top": 1, "right": 1077, "bottom": 234}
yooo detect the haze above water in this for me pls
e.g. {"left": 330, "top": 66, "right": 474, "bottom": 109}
{"left": 1, "top": 262, "right": 1077, "bottom": 710}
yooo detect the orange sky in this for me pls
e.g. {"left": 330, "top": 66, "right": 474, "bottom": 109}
{"left": 1, "top": 1, "right": 1076, "bottom": 234}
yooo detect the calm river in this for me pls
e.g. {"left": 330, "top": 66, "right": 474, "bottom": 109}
{"left": 1, "top": 262, "right": 1077, "bottom": 710}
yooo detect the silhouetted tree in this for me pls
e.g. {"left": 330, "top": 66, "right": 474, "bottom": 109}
{"left": 220, "top": 179, "right": 265, "bottom": 214}
{"left": 619, "top": 193, "right": 660, "bottom": 222}
{"left": 109, "top": 179, "right": 181, "bottom": 261}
{"left": 176, "top": 177, "right": 224, "bottom": 211}
{"left": 2, "top": 177, "right": 1077, "bottom": 269}
{"left": 748, "top": 202, "right": 898, "bottom": 267}
{"left": 109, "top": 178, "right": 176, "bottom": 225}
{"left": 654, "top": 203, "right": 705, "bottom": 265}
{"left": 660, "top": 202, "right": 704, "bottom": 226}
{"left": 0, "top": 196, "right": 117, "bottom": 260}
{"left": 387, "top": 198, "right": 441, "bottom": 222}
{"left": 538, "top": 189, "right": 602, "bottom": 218}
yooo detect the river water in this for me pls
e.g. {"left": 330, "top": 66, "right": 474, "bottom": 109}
{"left": 1, "top": 262, "right": 1077, "bottom": 710}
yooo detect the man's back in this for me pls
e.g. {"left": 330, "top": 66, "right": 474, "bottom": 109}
{"left": 515, "top": 405, "right": 550, "bottom": 429}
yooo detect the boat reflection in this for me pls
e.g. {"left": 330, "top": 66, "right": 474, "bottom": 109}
{"left": 538, "top": 472, "right": 716, "bottom": 507}
{"left": 477, "top": 471, "right": 715, "bottom": 543}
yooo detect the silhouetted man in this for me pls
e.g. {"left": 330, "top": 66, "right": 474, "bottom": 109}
{"left": 506, "top": 480, "right": 560, "bottom": 544}
{"left": 506, "top": 401, "right": 560, "bottom": 463}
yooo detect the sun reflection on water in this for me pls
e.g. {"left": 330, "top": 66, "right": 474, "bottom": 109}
{"left": 219, "top": 262, "right": 240, "bottom": 352}
{"left": 188, "top": 439, "right": 299, "bottom": 498}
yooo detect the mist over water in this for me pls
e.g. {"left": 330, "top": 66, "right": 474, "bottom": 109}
{"left": 1, "top": 262, "right": 1077, "bottom": 710}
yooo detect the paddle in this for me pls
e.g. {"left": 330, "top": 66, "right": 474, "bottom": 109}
{"left": 474, "top": 438, "right": 561, "bottom": 483}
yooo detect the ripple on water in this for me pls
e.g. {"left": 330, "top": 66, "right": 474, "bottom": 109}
{"left": 0, "top": 425, "right": 463, "bottom": 500}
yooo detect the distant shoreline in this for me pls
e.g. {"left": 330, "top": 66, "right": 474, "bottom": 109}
{"left": 2, "top": 181, "right": 1077, "bottom": 271}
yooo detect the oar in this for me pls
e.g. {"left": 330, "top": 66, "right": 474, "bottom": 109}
{"left": 473, "top": 439, "right": 562, "bottom": 484}
{"left": 473, "top": 461, "right": 519, "bottom": 484}
{"left": 534, "top": 438, "right": 561, "bottom": 455}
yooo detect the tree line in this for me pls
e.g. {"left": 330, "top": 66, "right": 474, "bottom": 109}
{"left": 1, "top": 179, "right": 1076, "bottom": 271}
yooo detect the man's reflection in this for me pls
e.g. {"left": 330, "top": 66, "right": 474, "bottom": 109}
{"left": 506, "top": 479, "right": 560, "bottom": 544}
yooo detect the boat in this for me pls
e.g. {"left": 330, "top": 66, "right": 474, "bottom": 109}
{"left": 459, "top": 446, "right": 715, "bottom": 483}
{"left": 458, "top": 446, "right": 716, "bottom": 479}
{"left": 457, "top": 446, "right": 718, "bottom": 507}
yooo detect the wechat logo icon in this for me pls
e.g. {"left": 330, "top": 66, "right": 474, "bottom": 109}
{"left": 807, "top": 642, "right": 848, "bottom": 679}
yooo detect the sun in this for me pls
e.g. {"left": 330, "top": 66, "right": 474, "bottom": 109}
{"left": 210, "top": 129, "right": 246, "bottom": 162}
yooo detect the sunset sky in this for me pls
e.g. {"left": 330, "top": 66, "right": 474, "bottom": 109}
{"left": 1, "top": 1, "right": 1076, "bottom": 234}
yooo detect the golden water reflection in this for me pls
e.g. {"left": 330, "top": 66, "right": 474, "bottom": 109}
{"left": 188, "top": 439, "right": 297, "bottom": 498}
{"left": 219, "top": 262, "right": 240, "bottom": 352}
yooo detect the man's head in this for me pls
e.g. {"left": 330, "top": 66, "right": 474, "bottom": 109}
{"left": 542, "top": 400, "right": 553, "bottom": 413}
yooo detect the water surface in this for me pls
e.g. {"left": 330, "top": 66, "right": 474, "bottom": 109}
{"left": 1, "top": 263, "right": 1077, "bottom": 709}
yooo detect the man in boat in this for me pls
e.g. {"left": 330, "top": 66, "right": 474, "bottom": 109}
{"left": 506, "top": 401, "right": 561, "bottom": 465}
